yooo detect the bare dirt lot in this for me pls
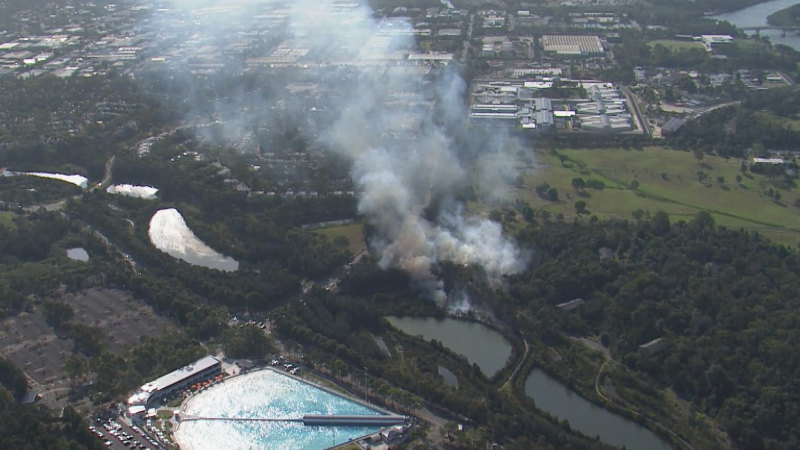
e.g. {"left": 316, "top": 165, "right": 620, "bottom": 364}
{"left": 62, "top": 287, "right": 177, "bottom": 352}
{"left": 0, "top": 287, "right": 177, "bottom": 387}
{"left": 0, "top": 311, "right": 74, "bottom": 385}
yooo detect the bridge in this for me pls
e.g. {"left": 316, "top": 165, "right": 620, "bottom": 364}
{"left": 738, "top": 25, "right": 800, "bottom": 36}
{"left": 179, "top": 414, "right": 407, "bottom": 427}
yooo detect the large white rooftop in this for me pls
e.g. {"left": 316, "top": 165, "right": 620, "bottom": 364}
{"left": 128, "top": 355, "right": 220, "bottom": 405}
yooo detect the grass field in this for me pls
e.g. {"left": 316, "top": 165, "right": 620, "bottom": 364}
{"left": 753, "top": 111, "right": 800, "bottom": 131}
{"left": 513, "top": 147, "right": 800, "bottom": 246}
{"left": 647, "top": 40, "right": 706, "bottom": 52}
{"left": 316, "top": 222, "right": 366, "bottom": 255}
{"left": 0, "top": 211, "right": 16, "bottom": 230}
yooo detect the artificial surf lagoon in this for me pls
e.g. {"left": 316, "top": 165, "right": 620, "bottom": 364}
{"left": 175, "top": 369, "right": 402, "bottom": 450}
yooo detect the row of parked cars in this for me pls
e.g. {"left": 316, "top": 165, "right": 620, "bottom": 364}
{"left": 270, "top": 358, "right": 301, "bottom": 375}
{"left": 89, "top": 417, "right": 158, "bottom": 449}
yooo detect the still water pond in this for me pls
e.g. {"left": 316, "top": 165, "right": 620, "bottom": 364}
{"left": 385, "top": 316, "right": 511, "bottom": 376}
{"left": 525, "top": 368, "right": 673, "bottom": 450}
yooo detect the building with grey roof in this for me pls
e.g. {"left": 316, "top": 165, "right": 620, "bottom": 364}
{"left": 541, "top": 35, "right": 604, "bottom": 56}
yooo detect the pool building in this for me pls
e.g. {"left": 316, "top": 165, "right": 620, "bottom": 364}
{"left": 127, "top": 356, "right": 222, "bottom": 415}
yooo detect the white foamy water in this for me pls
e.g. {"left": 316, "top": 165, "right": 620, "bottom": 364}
{"left": 106, "top": 184, "right": 159, "bottom": 199}
{"left": 148, "top": 208, "right": 238, "bottom": 271}
{"left": 16, "top": 171, "right": 88, "bottom": 188}
{"left": 176, "top": 370, "right": 383, "bottom": 450}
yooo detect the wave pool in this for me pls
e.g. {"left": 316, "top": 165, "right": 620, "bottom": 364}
{"left": 175, "top": 369, "right": 385, "bottom": 450}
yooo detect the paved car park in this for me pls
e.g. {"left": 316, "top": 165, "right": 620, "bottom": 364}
{"left": 88, "top": 416, "right": 162, "bottom": 450}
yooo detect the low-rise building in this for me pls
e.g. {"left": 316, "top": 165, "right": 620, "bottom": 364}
{"left": 541, "top": 35, "right": 604, "bottom": 56}
{"left": 127, "top": 356, "right": 221, "bottom": 412}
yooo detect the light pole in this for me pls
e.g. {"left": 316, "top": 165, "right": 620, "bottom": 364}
{"left": 364, "top": 366, "right": 368, "bottom": 404}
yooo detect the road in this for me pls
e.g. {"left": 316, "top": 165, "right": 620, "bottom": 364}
{"left": 303, "top": 247, "right": 368, "bottom": 297}
{"left": 621, "top": 86, "right": 650, "bottom": 138}
{"left": 689, "top": 100, "right": 741, "bottom": 119}
{"left": 777, "top": 71, "right": 796, "bottom": 86}
{"left": 90, "top": 155, "right": 115, "bottom": 192}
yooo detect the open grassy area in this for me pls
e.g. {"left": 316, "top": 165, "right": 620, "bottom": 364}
{"left": 0, "top": 211, "right": 16, "bottom": 230}
{"left": 316, "top": 222, "right": 366, "bottom": 255}
{"left": 753, "top": 111, "right": 800, "bottom": 131}
{"left": 513, "top": 147, "right": 800, "bottom": 247}
{"left": 648, "top": 39, "right": 706, "bottom": 52}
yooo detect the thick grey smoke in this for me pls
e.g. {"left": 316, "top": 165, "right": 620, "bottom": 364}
{"left": 149, "top": 0, "right": 528, "bottom": 300}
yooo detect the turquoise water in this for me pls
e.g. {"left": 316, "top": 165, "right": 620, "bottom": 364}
{"left": 175, "top": 370, "right": 384, "bottom": 450}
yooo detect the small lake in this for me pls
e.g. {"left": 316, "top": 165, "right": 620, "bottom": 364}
{"left": 66, "top": 247, "right": 89, "bottom": 262}
{"left": 106, "top": 184, "right": 159, "bottom": 200}
{"left": 713, "top": 0, "right": 800, "bottom": 51}
{"left": 438, "top": 365, "right": 458, "bottom": 389}
{"left": 385, "top": 316, "right": 512, "bottom": 377}
{"left": 525, "top": 368, "right": 673, "bottom": 450}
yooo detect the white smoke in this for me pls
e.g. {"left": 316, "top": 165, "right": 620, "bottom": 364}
{"left": 148, "top": 0, "right": 529, "bottom": 299}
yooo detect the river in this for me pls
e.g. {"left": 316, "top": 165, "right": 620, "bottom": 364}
{"left": 713, "top": 0, "right": 800, "bottom": 51}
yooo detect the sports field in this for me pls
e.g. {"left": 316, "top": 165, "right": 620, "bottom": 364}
{"left": 514, "top": 147, "right": 800, "bottom": 246}
{"left": 647, "top": 40, "right": 706, "bottom": 52}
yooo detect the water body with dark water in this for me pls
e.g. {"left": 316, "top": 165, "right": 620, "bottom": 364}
{"left": 387, "top": 316, "right": 673, "bottom": 449}
{"left": 713, "top": 0, "right": 800, "bottom": 51}
{"left": 525, "top": 369, "right": 673, "bottom": 450}
{"left": 385, "top": 316, "right": 511, "bottom": 376}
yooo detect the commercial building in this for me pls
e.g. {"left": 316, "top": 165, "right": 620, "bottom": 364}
{"left": 127, "top": 356, "right": 221, "bottom": 412}
{"left": 541, "top": 35, "right": 604, "bottom": 56}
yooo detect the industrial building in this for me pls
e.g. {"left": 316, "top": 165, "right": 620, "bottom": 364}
{"left": 541, "top": 35, "right": 604, "bottom": 56}
{"left": 127, "top": 356, "right": 221, "bottom": 413}
{"left": 575, "top": 83, "right": 633, "bottom": 131}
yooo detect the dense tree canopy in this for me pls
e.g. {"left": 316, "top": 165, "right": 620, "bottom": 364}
{"left": 509, "top": 212, "right": 800, "bottom": 450}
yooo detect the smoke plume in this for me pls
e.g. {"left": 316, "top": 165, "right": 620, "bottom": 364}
{"left": 148, "top": 0, "right": 529, "bottom": 300}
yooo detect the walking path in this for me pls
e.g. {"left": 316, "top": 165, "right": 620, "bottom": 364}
{"left": 501, "top": 334, "right": 529, "bottom": 390}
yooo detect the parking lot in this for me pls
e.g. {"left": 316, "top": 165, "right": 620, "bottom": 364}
{"left": 88, "top": 416, "right": 165, "bottom": 450}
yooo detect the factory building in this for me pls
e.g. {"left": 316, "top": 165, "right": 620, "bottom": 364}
{"left": 541, "top": 35, "right": 604, "bottom": 56}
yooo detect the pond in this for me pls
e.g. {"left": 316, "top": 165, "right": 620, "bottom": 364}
{"left": 106, "top": 184, "right": 159, "bottom": 200}
{"left": 524, "top": 368, "right": 673, "bottom": 450}
{"left": 3, "top": 170, "right": 89, "bottom": 188}
{"left": 66, "top": 247, "right": 89, "bottom": 262}
{"left": 148, "top": 208, "right": 239, "bottom": 272}
{"left": 437, "top": 365, "right": 458, "bottom": 389}
{"left": 385, "top": 316, "right": 511, "bottom": 377}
